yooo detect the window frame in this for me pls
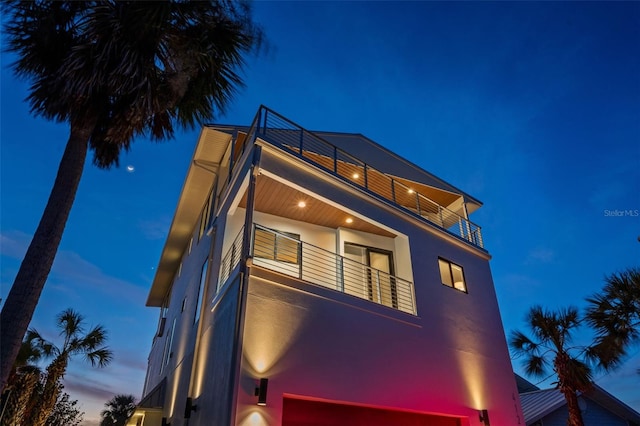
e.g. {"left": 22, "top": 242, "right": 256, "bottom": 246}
{"left": 194, "top": 259, "right": 208, "bottom": 325}
{"left": 253, "top": 227, "right": 301, "bottom": 265}
{"left": 438, "top": 257, "right": 467, "bottom": 293}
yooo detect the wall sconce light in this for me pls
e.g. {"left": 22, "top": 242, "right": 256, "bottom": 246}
{"left": 255, "top": 378, "right": 269, "bottom": 406}
{"left": 479, "top": 409, "right": 490, "bottom": 426}
{"left": 184, "top": 397, "right": 197, "bottom": 419}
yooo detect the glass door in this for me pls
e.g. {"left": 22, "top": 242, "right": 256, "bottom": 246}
{"left": 344, "top": 243, "right": 397, "bottom": 308}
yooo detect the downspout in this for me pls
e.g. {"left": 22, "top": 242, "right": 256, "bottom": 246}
{"left": 229, "top": 145, "right": 262, "bottom": 425}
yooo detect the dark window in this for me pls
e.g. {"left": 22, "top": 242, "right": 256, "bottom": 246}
{"left": 194, "top": 259, "right": 208, "bottom": 324}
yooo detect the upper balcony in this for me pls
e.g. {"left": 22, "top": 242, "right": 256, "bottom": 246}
{"left": 147, "top": 106, "right": 484, "bottom": 308}
{"left": 235, "top": 107, "right": 483, "bottom": 249}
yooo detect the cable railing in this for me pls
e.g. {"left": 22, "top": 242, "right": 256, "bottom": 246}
{"left": 250, "top": 224, "right": 416, "bottom": 315}
{"left": 218, "top": 227, "right": 244, "bottom": 290}
{"left": 244, "top": 106, "right": 483, "bottom": 248}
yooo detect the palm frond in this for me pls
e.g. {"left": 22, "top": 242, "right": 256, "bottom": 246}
{"left": 85, "top": 348, "right": 112, "bottom": 368}
{"left": 524, "top": 355, "right": 548, "bottom": 378}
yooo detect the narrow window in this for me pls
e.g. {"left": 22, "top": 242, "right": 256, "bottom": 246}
{"left": 157, "top": 292, "right": 170, "bottom": 337}
{"left": 199, "top": 189, "right": 215, "bottom": 240}
{"left": 160, "top": 318, "right": 176, "bottom": 374}
{"left": 438, "top": 258, "right": 467, "bottom": 293}
{"left": 194, "top": 259, "right": 208, "bottom": 324}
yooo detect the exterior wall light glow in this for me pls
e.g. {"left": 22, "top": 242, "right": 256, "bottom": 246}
{"left": 297, "top": 201, "right": 306, "bottom": 208}
{"left": 345, "top": 218, "right": 353, "bottom": 224}
{"left": 408, "top": 188, "right": 415, "bottom": 194}
{"left": 479, "top": 409, "right": 490, "bottom": 426}
{"left": 352, "top": 173, "right": 359, "bottom": 179}
{"left": 255, "top": 378, "right": 268, "bottom": 406}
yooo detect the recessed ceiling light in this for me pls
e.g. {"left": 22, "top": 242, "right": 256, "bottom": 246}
{"left": 345, "top": 218, "right": 353, "bottom": 224}
{"left": 352, "top": 173, "right": 359, "bottom": 179}
{"left": 297, "top": 201, "right": 306, "bottom": 208}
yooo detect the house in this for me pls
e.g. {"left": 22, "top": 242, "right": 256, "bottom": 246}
{"left": 515, "top": 374, "right": 640, "bottom": 426}
{"left": 129, "top": 106, "right": 524, "bottom": 426}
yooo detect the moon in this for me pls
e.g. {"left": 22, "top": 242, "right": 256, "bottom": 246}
{"left": 126, "top": 165, "right": 135, "bottom": 173}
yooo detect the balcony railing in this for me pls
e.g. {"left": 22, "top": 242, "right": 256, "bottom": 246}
{"left": 254, "top": 224, "right": 416, "bottom": 314}
{"left": 217, "top": 224, "right": 416, "bottom": 314}
{"left": 237, "top": 106, "right": 483, "bottom": 248}
{"left": 219, "top": 227, "right": 244, "bottom": 288}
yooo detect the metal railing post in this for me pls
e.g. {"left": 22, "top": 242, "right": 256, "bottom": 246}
{"left": 338, "top": 255, "right": 344, "bottom": 292}
{"left": 390, "top": 178, "right": 397, "bottom": 203}
{"left": 299, "top": 130, "right": 304, "bottom": 154}
{"left": 261, "top": 108, "right": 268, "bottom": 135}
{"left": 256, "top": 107, "right": 263, "bottom": 135}
{"left": 363, "top": 164, "right": 368, "bottom": 189}
{"left": 298, "top": 241, "right": 303, "bottom": 279}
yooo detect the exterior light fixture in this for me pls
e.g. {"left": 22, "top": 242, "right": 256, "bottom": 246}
{"left": 255, "top": 378, "right": 268, "bottom": 406}
{"left": 297, "top": 201, "right": 306, "bottom": 208}
{"left": 352, "top": 173, "right": 359, "bottom": 179}
{"left": 184, "top": 397, "right": 197, "bottom": 418}
{"left": 479, "top": 409, "right": 490, "bottom": 426}
{"left": 408, "top": 188, "right": 415, "bottom": 194}
{"left": 345, "top": 218, "right": 353, "bottom": 224}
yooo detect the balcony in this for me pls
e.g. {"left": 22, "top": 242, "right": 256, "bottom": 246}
{"left": 235, "top": 106, "right": 483, "bottom": 249}
{"left": 218, "top": 224, "right": 416, "bottom": 315}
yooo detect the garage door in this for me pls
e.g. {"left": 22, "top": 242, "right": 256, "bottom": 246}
{"left": 282, "top": 397, "right": 461, "bottom": 426}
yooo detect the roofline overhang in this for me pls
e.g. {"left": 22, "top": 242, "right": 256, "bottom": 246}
{"left": 145, "top": 127, "right": 234, "bottom": 306}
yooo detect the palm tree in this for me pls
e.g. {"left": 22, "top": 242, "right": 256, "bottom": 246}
{"left": 585, "top": 267, "right": 640, "bottom": 370}
{"left": 24, "top": 309, "right": 112, "bottom": 426}
{"left": 510, "top": 306, "right": 593, "bottom": 426}
{"left": 100, "top": 394, "right": 137, "bottom": 426}
{"left": 0, "top": 0, "right": 263, "bottom": 389}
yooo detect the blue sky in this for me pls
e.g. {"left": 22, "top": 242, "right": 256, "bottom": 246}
{"left": 1, "top": 1, "right": 639, "bottom": 424}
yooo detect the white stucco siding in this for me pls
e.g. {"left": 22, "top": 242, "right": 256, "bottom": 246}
{"left": 236, "top": 268, "right": 522, "bottom": 426}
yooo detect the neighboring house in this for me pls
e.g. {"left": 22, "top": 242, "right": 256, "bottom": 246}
{"left": 129, "top": 106, "right": 524, "bottom": 426}
{"left": 516, "top": 374, "right": 640, "bottom": 426}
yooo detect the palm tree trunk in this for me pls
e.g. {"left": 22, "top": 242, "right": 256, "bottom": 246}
{"left": 562, "top": 386, "right": 585, "bottom": 426}
{"left": 0, "top": 121, "right": 95, "bottom": 391}
{"left": 555, "top": 353, "right": 585, "bottom": 426}
{"left": 27, "top": 356, "right": 67, "bottom": 426}
{"left": 0, "top": 368, "right": 41, "bottom": 426}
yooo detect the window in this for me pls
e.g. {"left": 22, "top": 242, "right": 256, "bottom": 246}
{"left": 157, "top": 292, "right": 171, "bottom": 337}
{"left": 438, "top": 258, "right": 467, "bottom": 292}
{"left": 194, "top": 259, "right": 208, "bottom": 324}
{"left": 199, "top": 188, "right": 215, "bottom": 240}
{"left": 253, "top": 227, "right": 300, "bottom": 264}
{"left": 160, "top": 318, "right": 176, "bottom": 374}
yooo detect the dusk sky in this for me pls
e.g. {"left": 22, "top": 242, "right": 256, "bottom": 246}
{"left": 1, "top": 2, "right": 639, "bottom": 424}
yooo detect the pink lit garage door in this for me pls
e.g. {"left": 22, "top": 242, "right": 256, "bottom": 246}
{"left": 282, "top": 397, "right": 461, "bottom": 426}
